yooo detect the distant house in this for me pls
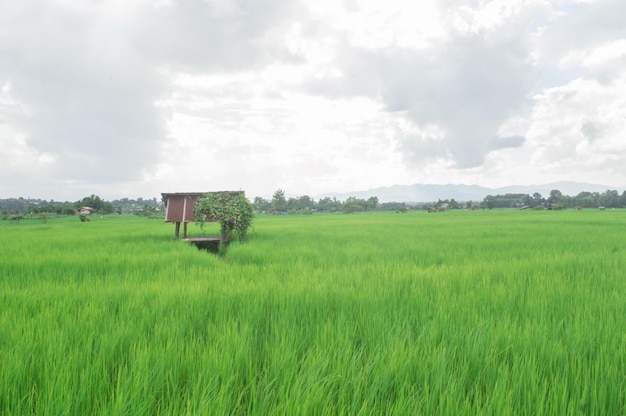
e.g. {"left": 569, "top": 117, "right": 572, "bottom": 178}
{"left": 161, "top": 191, "right": 244, "bottom": 239}
{"left": 78, "top": 207, "right": 93, "bottom": 215}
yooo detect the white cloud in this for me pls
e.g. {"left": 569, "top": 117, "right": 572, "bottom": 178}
{"left": 573, "top": 39, "right": 626, "bottom": 82}
{"left": 0, "top": 82, "right": 54, "bottom": 174}
{"left": 307, "top": 0, "right": 446, "bottom": 50}
{"left": 159, "top": 68, "right": 412, "bottom": 197}
{"left": 444, "top": 0, "right": 551, "bottom": 35}
{"left": 524, "top": 75, "right": 626, "bottom": 184}
{"left": 1, "top": 0, "right": 625, "bottom": 200}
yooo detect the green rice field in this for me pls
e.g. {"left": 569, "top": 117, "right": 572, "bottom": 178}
{"left": 1, "top": 210, "right": 625, "bottom": 415}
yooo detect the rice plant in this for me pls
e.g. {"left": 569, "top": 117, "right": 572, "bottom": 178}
{"left": 1, "top": 210, "right": 624, "bottom": 415}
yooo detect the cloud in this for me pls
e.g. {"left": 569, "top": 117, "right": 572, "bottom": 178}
{"left": 580, "top": 121, "right": 602, "bottom": 141}
{"left": 1, "top": 0, "right": 626, "bottom": 199}
{"left": 526, "top": 75, "right": 626, "bottom": 182}
{"left": 302, "top": 0, "right": 624, "bottom": 181}
{"left": 157, "top": 71, "right": 409, "bottom": 198}
{"left": 542, "top": 0, "right": 626, "bottom": 53}
{"left": 136, "top": 0, "right": 298, "bottom": 72}
{"left": 485, "top": 135, "right": 526, "bottom": 151}
{"left": 536, "top": 0, "right": 626, "bottom": 85}
{"left": 564, "top": 39, "right": 626, "bottom": 83}
{"left": 375, "top": 30, "right": 538, "bottom": 168}
{"left": 0, "top": 0, "right": 296, "bottom": 191}
{"left": 299, "top": 1, "right": 544, "bottom": 170}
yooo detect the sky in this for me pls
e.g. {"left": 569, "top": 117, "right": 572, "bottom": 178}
{"left": 1, "top": 0, "right": 625, "bottom": 201}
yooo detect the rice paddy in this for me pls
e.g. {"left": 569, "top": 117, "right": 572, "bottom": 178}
{"left": 1, "top": 209, "right": 625, "bottom": 415}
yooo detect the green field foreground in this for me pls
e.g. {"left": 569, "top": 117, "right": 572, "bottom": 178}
{"left": 1, "top": 210, "right": 625, "bottom": 415}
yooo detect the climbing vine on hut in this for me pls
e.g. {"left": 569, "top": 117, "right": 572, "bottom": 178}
{"left": 194, "top": 192, "right": 254, "bottom": 248}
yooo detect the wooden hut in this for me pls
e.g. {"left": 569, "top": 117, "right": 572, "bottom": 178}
{"left": 161, "top": 191, "right": 243, "bottom": 239}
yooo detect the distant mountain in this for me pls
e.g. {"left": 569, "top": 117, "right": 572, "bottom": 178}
{"left": 317, "top": 181, "right": 625, "bottom": 203}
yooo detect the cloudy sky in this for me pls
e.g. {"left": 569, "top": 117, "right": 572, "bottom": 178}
{"left": 1, "top": 0, "right": 625, "bottom": 201}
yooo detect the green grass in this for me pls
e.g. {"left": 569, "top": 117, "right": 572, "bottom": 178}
{"left": 1, "top": 210, "right": 625, "bottom": 415}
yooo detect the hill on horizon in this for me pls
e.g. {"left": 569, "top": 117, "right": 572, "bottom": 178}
{"left": 316, "top": 181, "right": 626, "bottom": 203}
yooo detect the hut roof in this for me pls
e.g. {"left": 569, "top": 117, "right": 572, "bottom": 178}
{"left": 161, "top": 191, "right": 243, "bottom": 223}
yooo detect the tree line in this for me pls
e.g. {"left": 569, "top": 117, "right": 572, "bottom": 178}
{"left": 254, "top": 189, "right": 413, "bottom": 214}
{"left": 254, "top": 188, "right": 626, "bottom": 214}
{"left": 481, "top": 189, "right": 626, "bottom": 210}
{"left": 3, "top": 187, "right": 624, "bottom": 220}
{"left": 254, "top": 189, "right": 373, "bottom": 214}
{"left": 0, "top": 195, "right": 163, "bottom": 218}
